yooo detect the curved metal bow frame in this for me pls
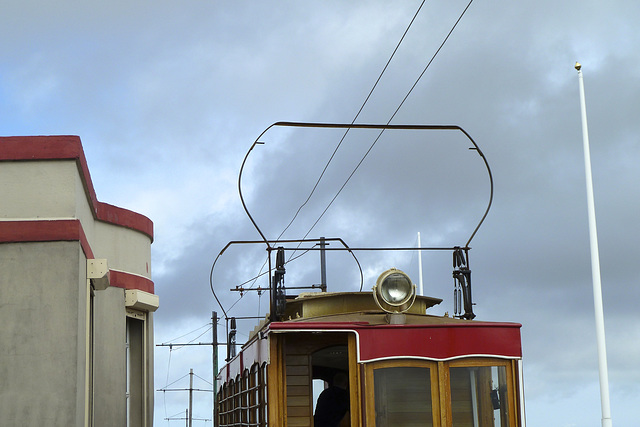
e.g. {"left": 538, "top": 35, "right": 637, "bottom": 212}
{"left": 217, "top": 121, "right": 493, "bottom": 321}
{"left": 239, "top": 122, "right": 493, "bottom": 251}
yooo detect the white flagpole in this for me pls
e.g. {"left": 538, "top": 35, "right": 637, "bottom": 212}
{"left": 575, "top": 62, "right": 613, "bottom": 427}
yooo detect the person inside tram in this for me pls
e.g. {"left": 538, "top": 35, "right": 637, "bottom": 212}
{"left": 314, "top": 371, "right": 349, "bottom": 427}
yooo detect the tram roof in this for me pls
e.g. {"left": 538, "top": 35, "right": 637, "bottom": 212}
{"left": 222, "top": 292, "right": 522, "bottom": 381}
{"left": 282, "top": 291, "right": 442, "bottom": 320}
{"left": 268, "top": 296, "right": 523, "bottom": 361}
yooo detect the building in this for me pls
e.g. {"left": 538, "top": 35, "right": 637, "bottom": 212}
{"left": 0, "top": 136, "right": 158, "bottom": 426}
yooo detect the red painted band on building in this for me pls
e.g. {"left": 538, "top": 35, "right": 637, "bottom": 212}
{"left": 0, "top": 136, "right": 153, "bottom": 241}
{"left": 109, "top": 270, "right": 154, "bottom": 293}
{"left": 0, "top": 219, "right": 94, "bottom": 258}
{"left": 0, "top": 219, "right": 154, "bottom": 293}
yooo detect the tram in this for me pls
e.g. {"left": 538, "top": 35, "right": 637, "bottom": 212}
{"left": 212, "top": 123, "right": 525, "bottom": 427}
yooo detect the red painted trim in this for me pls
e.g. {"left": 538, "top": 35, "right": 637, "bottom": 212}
{"left": 269, "top": 321, "right": 522, "bottom": 360}
{"left": 0, "top": 220, "right": 154, "bottom": 294}
{"left": 0, "top": 135, "right": 85, "bottom": 161}
{"left": 356, "top": 324, "right": 521, "bottom": 360}
{"left": 0, "top": 136, "right": 153, "bottom": 241}
{"left": 96, "top": 202, "right": 153, "bottom": 241}
{"left": 0, "top": 219, "right": 94, "bottom": 258}
{"left": 109, "top": 270, "right": 155, "bottom": 293}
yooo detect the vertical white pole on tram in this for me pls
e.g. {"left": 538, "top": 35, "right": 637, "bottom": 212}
{"left": 417, "top": 232, "right": 424, "bottom": 296}
{"left": 575, "top": 61, "right": 613, "bottom": 427}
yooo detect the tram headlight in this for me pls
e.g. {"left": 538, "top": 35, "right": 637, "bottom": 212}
{"left": 373, "top": 268, "right": 417, "bottom": 313}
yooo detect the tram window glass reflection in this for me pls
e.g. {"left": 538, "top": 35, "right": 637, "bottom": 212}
{"left": 450, "top": 365, "right": 509, "bottom": 427}
{"left": 373, "top": 366, "right": 432, "bottom": 427}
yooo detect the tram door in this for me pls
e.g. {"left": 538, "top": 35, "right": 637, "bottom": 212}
{"left": 283, "top": 333, "right": 351, "bottom": 427}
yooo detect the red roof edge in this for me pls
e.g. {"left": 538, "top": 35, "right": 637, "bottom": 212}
{"left": 0, "top": 136, "right": 153, "bottom": 241}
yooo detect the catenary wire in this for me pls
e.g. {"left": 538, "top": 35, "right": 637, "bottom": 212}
{"left": 163, "top": 322, "right": 211, "bottom": 344}
{"left": 210, "top": 0, "right": 476, "bottom": 319}
{"left": 277, "top": 0, "right": 428, "bottom": 242}
{"left": 230, "top": 4, "right": 429, "bottom": 302}
{"left": 294, "top": 0, "right": 476, "bottom": 245}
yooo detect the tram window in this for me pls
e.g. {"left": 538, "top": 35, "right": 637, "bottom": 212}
{"left": 260, "top": 363, "right": 268, "bottom": 426}
{"left": 217, "top": 363, "right": 269, "bottom": 427}
{"left": 241, "top": 370, "right": 249, "bottom": 425}
{"left": 312, "top": 378, "right": 325, "bottom": 413}
{"left": 234, "top": 376, "right": 241, "bottom": 424}
{"left": 450, "top": 365, "right": 509, "bottom": 427}
{"left": 373, "top": 366, "right": 432, "bottom": 427}
{"left": 249, "top": 366, "right": 258, "bottom": 425}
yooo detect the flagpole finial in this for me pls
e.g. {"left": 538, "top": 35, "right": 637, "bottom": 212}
{"left": 575, "top": 61, "right": 582, "bottom": 71}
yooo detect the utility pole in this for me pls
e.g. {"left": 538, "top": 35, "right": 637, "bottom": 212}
{"left": 212, "top": 311, "right": 218, "bottom": 426}
{"left": 157, "top": 321, "right": 218, "bottom": 424}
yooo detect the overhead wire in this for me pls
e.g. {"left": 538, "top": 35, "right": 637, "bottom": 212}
{"left": 158, "top": 322, "right": 213, "bottom": 418}
{"left": 221, "top": 247, "right": 315, "bottom": 315}
{"left": 277, "top": 0, "right": 428, "bottom": 243}
{"left": 210, "top": 0, "right": 476, "bottom": 319}
{"left": 227, "top": 0, "right": 429, "bottom": 301}
{"left": 162, "top": 322, "right": 211, "bottom": 344}
{"left": 294, "top": 0, "right": 476, "bottom": 246}
{"left": 194, "top": 373, "right": 214, "bottom": 387}
{"left": 161, "top": 371, "right": 191, "bottom": 392}
{"left": 163, "top": 349, "right": 173, "bottom": 424}
{"left": 168, "top": 326, "right": 212, "bottom": 351}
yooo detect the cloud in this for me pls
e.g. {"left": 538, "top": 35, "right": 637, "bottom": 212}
{"left": 3, "top": 0, "right": 640, "bottom": 424}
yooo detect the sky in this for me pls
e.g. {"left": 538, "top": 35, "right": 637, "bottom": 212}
{"left": 2, "top": 0, "right": 639, "bottom": 425}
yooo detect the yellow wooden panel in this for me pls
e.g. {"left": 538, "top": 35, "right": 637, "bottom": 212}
{"left": 287, "top": 375, "right": 310, "bottom": 386}
{"left": 287, "top": 406, "right": 310, "bottom": 417}
{"left": 287, "top": 416, "right": 311, "bottom": 427}
{"left": 286, "top": 365, "right": 309, "bottom": 376}
{"left": 286, "top": 355, "right": 309, "bottom": 365}
{"left": 287, "top": 395, "right": 310, "bottom": 407}
{"left": 287, "top": 385, "right": 311, "bottom": 396}
{"left": 348, "top": 335, "right": 361, "bottom": 427}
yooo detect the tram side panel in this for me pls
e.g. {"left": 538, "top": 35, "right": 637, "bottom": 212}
{"left": 217, "top": 323, "right": 524, "bottom": 427}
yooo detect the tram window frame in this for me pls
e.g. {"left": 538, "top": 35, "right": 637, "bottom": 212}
{"left": 446, "top": 358, "right": 517, "bottom": 427}
{"left": 217, "top": 363, "right": 267, "bottom": 427}
{"left": 364, "top": 358, "right": 520, "bottom": 427}
{"left": 219, "top": 379, "right": 235, "bottom": 427}
{"left": 241, "top": 369, "right": 250, "bottom": 425}
{"left": 364, "top": 359, "right": 440, "bottom": 427}
{"left": 260, "top": 362, "right": 268, "bottom": 426}
{"left": 234, "top": 375, "right": 241, "bottom": 424}
{"left": 249, "top": 364, "right": 258, "bottom": 425}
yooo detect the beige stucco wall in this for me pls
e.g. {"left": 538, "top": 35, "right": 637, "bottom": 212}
{"left": 0, "top": 160, "right": 81, "bottom": 220}
{"left": 94, "top": 221, "right": 151, "bottom": 279}
{"left": 0, "top": 241, "right": 87, "bottom": 425}
{"left": 93, "top": 286, "right": 127, "bottom": 426}
{"left": 1, "top": 143, "right": 156, "bottom": 426}
{"left": 0, "top": 160, "right": 152, "bottom": 278}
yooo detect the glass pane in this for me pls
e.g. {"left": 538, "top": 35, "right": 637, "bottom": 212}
{"left": 450, "top": 366, "right": 509, "bottom": 427}
{"left": 374, "top": 366, "right": 432, "bottom": 427}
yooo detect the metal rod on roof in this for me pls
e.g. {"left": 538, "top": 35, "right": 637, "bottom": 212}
{"left": 320, "top": 236, "right": 327, "bottom": 292}
{"left": 188, "top": 368, "right": 193, "bottom": 427}
{"left": 418, "top": 232, "right": 424, "bottom": 296}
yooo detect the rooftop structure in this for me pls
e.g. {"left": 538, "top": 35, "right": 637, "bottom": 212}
{"left": 0, "top": 136, "right": 158, "bottom": 426}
